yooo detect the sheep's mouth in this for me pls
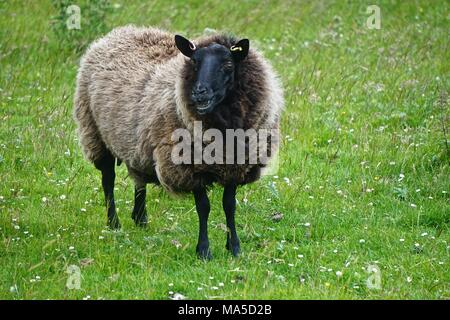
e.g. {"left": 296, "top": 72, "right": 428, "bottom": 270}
{"left": 196, "top": 100, "right": 214, "bottom": 115}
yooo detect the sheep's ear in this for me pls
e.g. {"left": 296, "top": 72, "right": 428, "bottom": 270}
{"left": 230, "top": 39, "right": 249, "bottom": 62}
{"left": 175, "top": 35, "right": 196, "bottom": 57}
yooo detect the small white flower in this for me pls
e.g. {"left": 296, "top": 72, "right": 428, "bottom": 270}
{"left": 168, "top": 283, "right": 173, "bottom": 287}
{"left": 98, "top": 236, "right": 104, "bottom": 240}
{"left": 400, "top": 238, "right": 405, "bottom": 242}
{"left": 218, "top": 282, "right": 224, "bottom": 287}
{"left": 304, "top": 222, "right": 311, "bottom": 227}
{"left": 42, "top": 197, "right": 48, "bottom": 203}
{"left": 59, "top": 195, "right": 66, "bottom": 200}
{"left": 80, "top": 208, "right": 87, "bottom": 212}
{"left": 297, "top": 254, "right": 304, "bottom": 258}
{"left": 359, "top": 239, "right": 366, "bottom": 244}
{"left": 14, "top": 225, "right": 20, "bottom": 230}
{"left": 336, "top": 271, "right": 343, "bottom": 277}
{"left": 410, "top": 203, "right": 417, "bottom": 208}
{"left": 421, "top": 232, "right": 428, "bottom": 237}
{"left": 406, "top": 277, "right": 412, "bottom": 283}
{"left": 69, "top": 246, "right": 75, "bottom": 250}
{"left": 170, "top": 293, "right": 186, "bottom": 300}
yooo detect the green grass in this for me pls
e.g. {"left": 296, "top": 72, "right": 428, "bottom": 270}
{"left": 0, "top": 0, "right": 449, "bottom": 299}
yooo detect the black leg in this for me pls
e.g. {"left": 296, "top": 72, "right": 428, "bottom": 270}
{"left": 223, "top": 183, "right": 240, "bottom": 257}
{"left": 193, "top": 187, "right": 211, "bottom": 260}
{"left": 132, "top": 184, "right": 148, "bottom": 227}
{"left": 94, "top": 152, "right": 120, "bottom": 229}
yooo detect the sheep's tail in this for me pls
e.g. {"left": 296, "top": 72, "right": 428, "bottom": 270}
{"left": 73, "top": 80, "right": 107, "bottom": 163}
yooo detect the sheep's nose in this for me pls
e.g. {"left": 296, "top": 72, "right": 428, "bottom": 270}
{"left": 192, "top": 84, "right": 208, "bottom": 97}
{"left": 192, "top": 84, "right": 211, "bottom": 104}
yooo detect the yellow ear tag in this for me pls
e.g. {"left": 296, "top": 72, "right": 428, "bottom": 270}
{"left": 230, "top": 46, "right": 243, "bottom": 52}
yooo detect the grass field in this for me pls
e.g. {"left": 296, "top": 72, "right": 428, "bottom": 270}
{"left": 0, "top": 0, "right": 449, "bottom": 299}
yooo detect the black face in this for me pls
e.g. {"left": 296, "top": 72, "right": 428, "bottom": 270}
{"left": 190, "top": 44, "right": 235, "bottom": 114}
{"left": 175, "top": 35, "right": 250, "bottom": 115}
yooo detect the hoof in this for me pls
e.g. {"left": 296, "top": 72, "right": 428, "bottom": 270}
{"left": 226, "top": 239, "right": 240, "bottom": 257}
{"left": 107, "top": 217, "right": 121, "bottom": 230}
{"left": 132, "top": 209, "right": 148, "bottom": 228}
{"left": 196, "top": 243, "right": 212, "bottom": 260}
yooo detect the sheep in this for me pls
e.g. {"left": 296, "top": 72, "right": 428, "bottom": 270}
{"left": 73, "top": 25, "right": 284, "bottom": 259}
